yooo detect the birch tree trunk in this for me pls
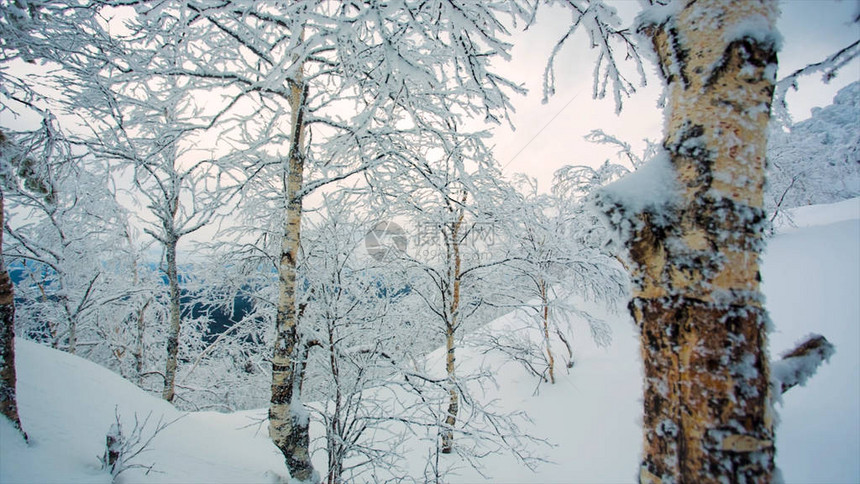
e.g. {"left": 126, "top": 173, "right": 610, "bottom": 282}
{"left": 0, "top": 192, "right": 25, "bottom": 439}
{"left": 132, "top": 251, "right": 150, "bottom": 387}
{"left": 127, "top": 248, "right": 149, "bottom": 386}
{"left": 135, "top": 299, "right": 149, "bottom": 387}
{"left": 269, "top": 61, "right": 317, "bottom": 482}
{"left": 617, "top": 1, "right": 781, "bottom": 481}
{"left": 326, "top": 319, "right": 343, "bottom": 484}
{"left": 158, "top": 58, "right": 185, "bottom": 404}
{"left": 539, "top": 280, "right": 555, "bottom": 384}
{"left": 441, "top": 197, "right": 464, "bottom": 454}
{"left": 162, "top": 234, "right": 181, "bottom": 403}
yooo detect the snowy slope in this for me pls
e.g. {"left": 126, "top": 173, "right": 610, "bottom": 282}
{"left": 1, "top": 199, "right": 858, "bottom": 483}
{"left": 436, "top": 314, "right": 643, "bottom": 483}
{"left": 0, "top": 340, "right": 288, "bottom": 483}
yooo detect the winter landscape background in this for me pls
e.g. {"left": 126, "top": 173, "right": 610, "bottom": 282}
{"left": 1, "top": 0, "right": 858, "bottom": 483}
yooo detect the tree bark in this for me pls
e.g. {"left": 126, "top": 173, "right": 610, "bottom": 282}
{"left": 135, "top": 299, "right": 150, "bottom": 387}
{"left": 0, "top": 192, "right": 26, "bottom": 439}
{"left": 441, "top": 196, "right": 464, "bottom": 454}
{"left": 269, "top": 59, "right": 317, "bottom": 482}
{"left": 162, "top": 235, "right": 182, "bottom": 403}
{"left": 159, "top": 71, "right": 184, "bottom": 404}
{"left": 539, "top": 280, "right": 555, "bottom": 384}
{"left": 612, "top": 1, "right": 781, "bottom": 482}
{"left": 127, "top": 250, "right": 149, "bottom": 386}
{"left": 326, "top": 319, "right": 343, "bottom": 484}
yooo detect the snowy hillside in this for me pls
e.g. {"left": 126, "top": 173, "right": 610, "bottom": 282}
{"left": 0, "top": 339, "right": 288, "bottom": 483}
{"left": 1, "top": 199, "right": 858, "bottom": 483}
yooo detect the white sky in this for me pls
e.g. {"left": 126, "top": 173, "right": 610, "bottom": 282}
{"left": 490, "top": 0, "right": 860, "bottom": 191}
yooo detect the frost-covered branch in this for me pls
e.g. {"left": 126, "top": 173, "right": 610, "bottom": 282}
{"left": 540, "top": 0, "right": 648, "bottom": 112}
{"left": 101, "top": 407, "right": 184, "bottom": 480}
{"left": 773, "top": 39, "right": 860, "bottom": 125}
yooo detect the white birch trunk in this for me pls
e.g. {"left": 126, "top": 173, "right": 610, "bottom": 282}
{"left": 269, "top": 59, "right": 318, "bottom": 482}
{"left": 441, "top": 195, "right": 465, "bottom": 454}
{"left": 162, "top": 234, "right": 181, "bottom": 403}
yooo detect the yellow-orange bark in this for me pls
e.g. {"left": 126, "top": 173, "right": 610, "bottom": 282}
{"left": 628, "top": 1, "right": 779, "bottom": 482}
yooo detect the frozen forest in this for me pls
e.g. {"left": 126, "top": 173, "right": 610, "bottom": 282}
{"left": 0, "top": 1, "right": 858, "bottom": 483}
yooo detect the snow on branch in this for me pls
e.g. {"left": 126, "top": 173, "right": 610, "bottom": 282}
{"left": 773, "top": 39, "right": 860, "bottom": 126}
{"left": 772, "top": 334, "right": 835, "bottom": 395}
{"left": 541, "top": 0, "right": 647, "bottom": 113}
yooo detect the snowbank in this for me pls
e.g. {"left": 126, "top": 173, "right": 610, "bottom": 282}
{"left": 774, "top": 196, "right": 860, "bottom": 232}
{"left": 1, "top": 339, "right": 288, "bottom": 484}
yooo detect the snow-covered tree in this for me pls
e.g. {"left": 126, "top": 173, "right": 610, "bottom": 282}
{"left": 767, "top": 81, "right": 860, "bottom": 220}
{"left": 138, "top": 2, "right": 534, "bottom": 478}
{"left": 362, "top": 126, "right": 526, "bottom": 456}
{"left": 0, "top": 0, "right": 113, "bottom": 440}
{"left": 0, "top": 130, "right": 37, "bottom": 439}
{"left": 491, "top": 173, "right": 626, "bottom": 384}
{"left": 5, "top": 160, "right": 125, "bottom": 354}
{"left": 68, "top": 5, "right": 239, "bottom": 403}
{"left": 297, "top": 194, "right": 413, "bottom": 483}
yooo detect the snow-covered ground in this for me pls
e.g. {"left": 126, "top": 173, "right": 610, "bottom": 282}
{"left": 767, "top": 197, "right": 860, "bottom": 484}
{"left": 1, "top": 198, "right": 858, "bottom": 483}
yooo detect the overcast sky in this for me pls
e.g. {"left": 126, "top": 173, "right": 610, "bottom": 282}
{"left": 490, "top": 0, "right": 860, "bottom": 191}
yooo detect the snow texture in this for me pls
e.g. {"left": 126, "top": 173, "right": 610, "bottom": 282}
{"left": 775, "top": 197, "right": 860, "bottom": 231}
{"left": 722, "top": 14, "right": 783, "bottom": 52}
{"left": 599, "top": 150, "right": 680, "bottom": 215}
